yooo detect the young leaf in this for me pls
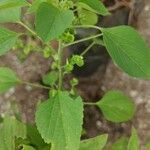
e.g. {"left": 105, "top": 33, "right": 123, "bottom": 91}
{"left": 101, "top": 26, "right": 150, "bottom": 79}
{"left": 127, "top": 127, "right": 139, "bottom": 150}
{"left": 0, "top": 67, "right": 20, "bottom": 92}
{"left": 35, "top": 91, "right": 83, "bottom": 150}
{"left": 97, "top": 91, "right": 135, "bottom": 123}
{"left": 0, "top": 0, "right": 29, "bottom": 9}
{"left": 42, "top": 71, "right": 58, "bottom": 86}
{"left": 79, "top": 9, "right": 98, "bottom": 25}
{"left": 78, "top": 0, "right": 109, "bottom": 16}
{"left": 0, "top": 27, "right": 18, "bottom": 55}
{"left": 35, "top": 2, "right": 74, "bottom": 42}
{"left": 110, "top": 137, "right": 128, "bottom": 150}
{"left": 79, "top": 134, "right": 108, "bottom": 150}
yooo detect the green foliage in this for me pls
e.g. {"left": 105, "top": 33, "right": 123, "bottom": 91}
{"left": 35, "top": 91, "right": 83, "bottom": 150}
{"left": 42, "top": 71, "right": 58, "bottom": 86}
{"left": 102, "top": 26, "right": 150, "bottom": 79}
{"left": 0, "top": 67, "right": 20, "bottom": 92}
{"left": 78, "top": 0, "right": 109, "bottom": 16}
{"left": 0, "top": 0, "right": 28, "bottom": 9}
{"left": 22, "top": 145, "right": 36, "bottom": 150}
{"left": 0, "top": 27, "right": 18, "bottom": 55}
{"left": 35, "top": 2, "right": 74, "bottom": 42}
{"left": 27, "top": 124, "right": 48, "bottom": 150}
{"left": 127, "top": 127, "right": 139, "bottom": 150}
{"left": 0, "top": 0, "right": 149, "bottom": 149}
{"left": 0, "top": 7, "right": 20, "bottom": 23}
{"left": 97, "top": 91, "right": 135, "bottom": 122}
{"left": 79, "top": 134, "right": 108, "bottom": 150}
{"left": 0, "top": 0, "right": 29, "bottom": 23}
{"left": 110, "top": 137, "right": 128, "bottom": 150}
{"left": 145, "top": 142, "right": 150, "bottom": 150}
{"left": 79, "top": 9, "right": 98, "bottom": 25}
{"left": 0, "top": 116, "right": 26, "bottom": 150}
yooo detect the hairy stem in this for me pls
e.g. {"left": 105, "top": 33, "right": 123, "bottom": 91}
{"left": 64, "top": 33, "right": 103, "bottom": 47}
{"left": 81, "top": 41, "right": 95, "bottom": 56}
{"left": 58, "top": 41, "right": 63, "bottom": 90}
{"left": 71, "top": 25, "right": 101, "bottom": 31}
{"left": 21, "top": 81, "right": 51, "bottom": 90}
{"left": 84, "top": 102, "right": 97, "bottom": 106}
{"left": 17, "top": 21, "right": 42, "bottom": 41}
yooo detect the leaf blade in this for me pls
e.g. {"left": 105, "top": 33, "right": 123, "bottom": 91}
{"left": 35, "top": 2, "right": 74, "bottom": 42}
{"left": 97, "top": 91, "right": 135, "bottom": 123}
{"left": 79, "top": 134, "right": 108, "bottom": 150}
{"left": 79, "top": 0, "right": 109, "bottom": 16}
{"left": 0, "top": 67, "right": 20, "bottom": 92}
{"left": 101, "top": 26, "right": 150, "bottom": 79}
{"left": 35, "top": 91, "right": 83, "bottom": 150}
{"left": 0, "top": 27, "right": 18, "bottom": 55}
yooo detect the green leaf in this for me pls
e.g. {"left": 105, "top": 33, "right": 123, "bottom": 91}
{"left": 127, "top": 127, "right": 139, "bottom": 150}
{"left": 0, "top": 116, "right": 26, "bottom": 150}
{"left": 101, "top": 26, "right": 150, "bottom": 79}
{"left": 0, "top": 67, "right": 20, "bottom": 92}
{"left": 27, "top": 124, "right": 48, "bottom": 150}
{"left": 28, "top": 0, "right": 47, "bottom": 13}
{"left": 0, "top": 0, "right": 29, "bottom": 9}
{"left": 0, "top": 7, "right": 21, "bottom": 23}
{"left": 42, "top": 71, "right": 58, "bottom": 86}
{"left": 0, "top": 27, "right": 18, "bottom": 55}
{"left": 145, "top": 142, "right": 150, "bottom": 150}
{"left": 97, "top": 91, "right": 135, "bottom": 123}
{"left": 35, "top": 91, "right": 83, "bottom": 150}
{"left": 110, "top": 137, "right": 128, "bottom": 150}
{"left": 79, "top": 9, "right": 98, "bottom": 25}
{"left": 78, "top": 0, "right": 109, "bottom": 16}
{"left": 35, "top": 2, "right": 74, "bottom": 42}
{"left": 22, "top": 145, "right": 36, "bottom": 150}
{"left": 79, "top": 134, "right": 108, "bottom": 150}
{"left": 0, "top": 0, "right": 29, "bottom": 23}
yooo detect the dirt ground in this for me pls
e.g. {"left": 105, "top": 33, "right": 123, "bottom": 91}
{"left": 0, "top": 0, "right": 150, "bottom": 149}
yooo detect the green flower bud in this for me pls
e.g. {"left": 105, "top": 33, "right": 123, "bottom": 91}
{"left": 71, "top": 55, "right": 84, "bottom": 67}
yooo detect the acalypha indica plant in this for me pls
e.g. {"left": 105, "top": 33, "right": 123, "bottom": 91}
{"left": 0, "top": 0, "right": 150, "bottom": 150}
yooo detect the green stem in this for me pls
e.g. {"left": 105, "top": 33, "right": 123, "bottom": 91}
{"left": 58, "top": 41, "right": 63, "bottom": 90}
{"left": 17, "top": 21, "right": 42, "bottom": 41}
{"left": 81, "top": 41, "right": 95, "bottom": 56}
{"left": 84, "top": 102, "right": 97, "bottom": 106}
{"left": 71, "top": 25, "right": 101, "bottom": 31}
{"left": 64, "top": 33, "right": 103, "bottom": 47}
{"left": 21, "top": 81, "right": 50, "bottom": 90}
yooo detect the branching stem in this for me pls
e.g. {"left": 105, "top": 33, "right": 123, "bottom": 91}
{"left": 81, "top": 41, "right": 95, "bottom": 56}
{"left": 17, "top": 21, "right": 42, "bottom": 41}
{"left": 21, "top": 81, "right": 50, "bottom": 90}
{"left": 64, "top": 33, "right": 103, "bottom": 47}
